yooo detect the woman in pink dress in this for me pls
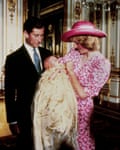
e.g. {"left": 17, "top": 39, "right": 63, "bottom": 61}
{"left": 59, "top": 21, "right": 111, "bottom": 150}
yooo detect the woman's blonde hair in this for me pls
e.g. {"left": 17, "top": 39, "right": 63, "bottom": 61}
{"left": 70, "top": 35, "right": 101, "bottom": 51}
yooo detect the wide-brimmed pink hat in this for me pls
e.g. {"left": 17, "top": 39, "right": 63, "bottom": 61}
{"left": 62, "top": 20, "right": 107, "bottom": 42}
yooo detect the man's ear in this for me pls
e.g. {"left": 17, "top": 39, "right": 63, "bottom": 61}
{"left": 24, "top": 30, "right": 29, "bottom": 38}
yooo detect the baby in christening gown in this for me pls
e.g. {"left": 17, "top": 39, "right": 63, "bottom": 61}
{"left": 33, "top": 56, "right": 78, "bottom": 150}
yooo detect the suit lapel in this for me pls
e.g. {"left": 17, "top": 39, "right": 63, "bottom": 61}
{"left": 22, "top": 45, "right": 39, "bottom": 75}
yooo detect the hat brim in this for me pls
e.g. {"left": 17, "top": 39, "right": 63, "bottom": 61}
{"left": 62, "top": 29, "right": 107, "bottom": 42}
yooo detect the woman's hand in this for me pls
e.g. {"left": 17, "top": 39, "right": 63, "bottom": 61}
{"left": 65, "top": 62, "right": 87, "bottom": 99}
{"left": 65, "top": 62, "right": 74, "bottom": 75}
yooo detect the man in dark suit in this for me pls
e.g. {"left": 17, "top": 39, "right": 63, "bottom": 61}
{"left": 4, "top": 17, "right": 52, "bottom": 150}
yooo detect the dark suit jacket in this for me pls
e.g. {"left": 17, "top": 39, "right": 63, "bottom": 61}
{"left": 4, "top": 45, "right": 52, "bottom": 127}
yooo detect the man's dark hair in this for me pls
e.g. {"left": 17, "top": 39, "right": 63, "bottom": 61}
{"left": 23, "top": 16, "right": 45, "bottom": 33}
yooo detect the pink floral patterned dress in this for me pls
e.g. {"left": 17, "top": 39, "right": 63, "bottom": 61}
{"left": 59, "top": 48, "right": 111, "bottom": 150}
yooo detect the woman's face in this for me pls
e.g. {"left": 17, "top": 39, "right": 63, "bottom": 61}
{"left": 74, "top": 42, "right": 88, "bottom": 55}
{"left": 72, "top": 36, "right": 97, "bottom": 54}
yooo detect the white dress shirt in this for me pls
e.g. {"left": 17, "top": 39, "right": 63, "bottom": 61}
{"left": 24, "top": 42, "right": 43, "bottom": 70}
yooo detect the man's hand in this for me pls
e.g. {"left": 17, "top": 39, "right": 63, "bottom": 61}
{"left": 9, "top": 123, "right": 20, "bottom": 135}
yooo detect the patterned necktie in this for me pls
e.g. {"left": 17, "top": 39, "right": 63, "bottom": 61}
{"left": 33, "top": 48, "right": 41, "bottom": 73}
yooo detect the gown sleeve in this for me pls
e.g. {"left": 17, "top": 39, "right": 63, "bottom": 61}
{"left": 78, "top": 56, "right": 111, "bottom": 98}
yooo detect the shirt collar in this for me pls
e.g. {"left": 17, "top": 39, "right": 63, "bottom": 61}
{"left": 24, "top": 42, "right": 33, "bottom": 52}
{"left": 24, "top": 42, "right": 40, "bottom": 55}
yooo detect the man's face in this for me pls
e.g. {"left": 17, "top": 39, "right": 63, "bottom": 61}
{"left": 24, "top": 27, "right": 45, "bottom": 48}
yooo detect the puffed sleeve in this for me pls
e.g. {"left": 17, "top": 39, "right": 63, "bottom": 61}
{"left": 78, "top": 56, "right": 111, "bottom": 98}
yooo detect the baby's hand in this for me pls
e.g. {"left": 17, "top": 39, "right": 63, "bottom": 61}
{"left": 48, "top": 69, "right": 60, "bottom": 80}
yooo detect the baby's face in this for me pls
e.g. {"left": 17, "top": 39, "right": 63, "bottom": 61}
{"left": 49, "top": 56, "right": 58, "bottom": 67}
{"left": 44, "top": 56, "right": 58, "bottom": 69}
